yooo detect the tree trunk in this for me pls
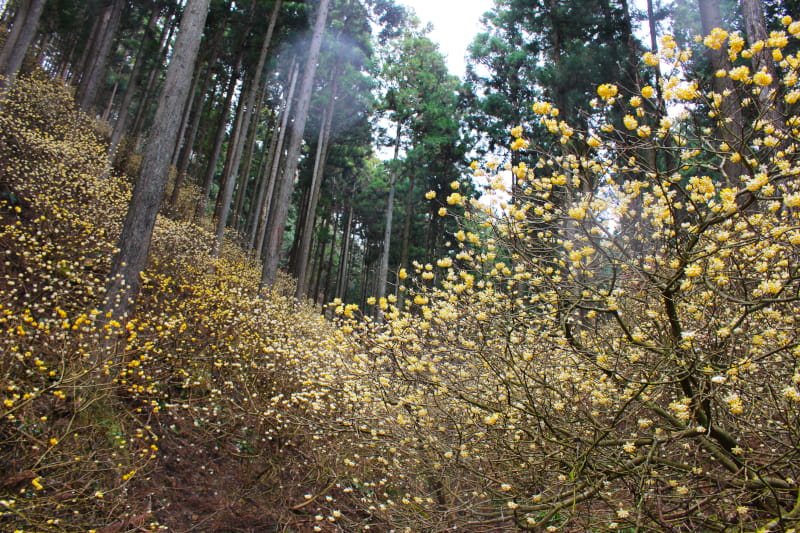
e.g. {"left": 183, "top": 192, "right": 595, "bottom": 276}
{"left": 397, "top": 171, "right": 415, "bottom": 305}
{"left": 78, "top": 0, "right": 125, "bottom": 113}
{"left": 130, "top": 14, "right": 176, "bottom": 151}
{"left": 167, "top": 17, "right": 227, "bottom": 210}
{"left": 320, "top": 206, "right": 339, "bottom": 304}
{"left": 261, "top": 0, "right": 331, "bottom": 289}
{"left": 376, "top": 120, "right": 401, "bottom": 304}
{"left": 212, "top": 75, "right": 252, "bottom": 254}
{"left": 295, "top": 79, "right": 336, "bottom": 299}
{"left": 246, "top": 114, "right": 279, "bottom": 249}
{"left": 335, "top": 202, "right": 354, "bottom": 301}
{"left": 699, "top": 0, "right": 745, "bottom": 183}
{"left": 253, "top": 60, "right": 299, "bottom": 257}
{"left": 233, "top": 78, "right": 269, "bottom": 231}
{"left": 741, "top": 0, "right": 784, "bottom": 132}
{"left": 103, "top": 0, "right": 210, "bottom": 325}
{"left": 101, "top": 75, "right": 119, "bottom": 121}
{"left": 108, "top": 1, "right": 162, "bottom": 156}
{"left": 212, "top": 0, "right": 281, "bottom": 257}
{"left": 195, "top": 56, "right": 240, "bottom": 220}
{"left": 0, "top": 0, "right": 46, "bottom": 90}
{"left": 233, "top": 0, "right": 283, "bottom": 231}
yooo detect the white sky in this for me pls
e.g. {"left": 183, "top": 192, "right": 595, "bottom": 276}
{"left": 398, "top": 0, "right": 496, "bottom": 79}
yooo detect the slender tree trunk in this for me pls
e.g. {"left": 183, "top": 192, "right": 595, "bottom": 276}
{"left": 78, "top": 0, "right": 125, "bottom": 113}
{"left": 101, "top": 75, "right": 118, "bottom": 121}
{"left": 103, "top": 0, "right": 211, "bottom": 326}
{"left": 295, "top": 80, "right": 336, "bottom": 298}
{"left": 73, "top": 5, "right": 103, "bottom": 86}
{"left": 168, "top": 16, "right": 227, "bottom": 210}
{"left": 376, "top": 120, "right": 401, "bottom": 304}
{"left": 240, "top": 98, "right": 275, "bottom": 236}
{"left": 212, "top": 74, "right": 251, "bottom": 251}
{"left": 741, "top": 0, "right": 784, "bottom": 132}
{"left": 246, "top": 114, "right": 279, "bottom": 249}
{"left": 698, "top": 0, "right": 745, "bottom": 182}
{"left": 320, "top": 196, "right": 339, "bottom": 304}
{"left": 336, "top": 205, "right": 354, "bottom": 301}
{"left": 0, "top": 0, "right": 45, "bottom": 90}
{"left": 211, "top": 0, "right": 272, "bottom": 254}
{"left": 170, "top": 70, "right": 201, "bottom": 169}
{"left": 253, "top": 60, "right": 299, "bottom": 256}
{"left": 108, "top": 2, "right": 162, "bottom": 156}
{"left": 130, "top": 15, "right": 176, "bottom": 150}
{"left": 261, "top": 0, "right": 331, "bottom": 289}
{"left": 0, "top": 0, "right": 32, "bottom": 75}
{"left": 397, "top": 171, "right": 415, "bottom": 304}
{"left": 196, "top": 57, "right": 240, "bottom": 220}
{"left": 232, "top": 0, "right": 282, "bottom": 231}
{"left": 233, "top": 79, "right": 269, "bottom": 231}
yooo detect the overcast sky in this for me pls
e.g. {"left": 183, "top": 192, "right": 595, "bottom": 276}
{"left": 398, "top": 0, "right": 496, "bottom": 79}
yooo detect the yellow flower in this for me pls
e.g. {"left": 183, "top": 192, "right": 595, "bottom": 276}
{"left": 568, "top": 206, "right": 586, "bottom": 220}
{"left": 753, "top": 70, "right": 773, "bottom": 86}
{"left": 446, "top": 193, "right": 463, "bottom": 205}
{"left": 587, "top": 136, "right": 601, "bottom": 148}
{"left": 637, "top": 125, "right": 651, "bottom": 137}
{"left": 531, "top": 101, "right": 553, "bottom": 114}
{"left": 642, "top": 52, "right": 659, "bottom": 66}
{"left": 510, "top": 125, "right": 523, "bottom": 138}
{"left": 629, "top": 96, "right": 642, "bottom": 107}
{"left": 685, "top": 264, "right": 702, "bottom": 277}
{"left": 729, "top": 65, "right": 750, "bottom": 82}
{"left": 703, "top": 27, "right": 728, "bottom": 50}
{"left": 510, "top": 137, "right": 529, "bottom": 151}
{"left": 438, "top": 207, "right": 447, "bottom": 216}
{"left": 641, "top": 86, "right": 655, "bottom": 98}
{"left": 623, "top": 115, "right": 638, "bottom": 130}
{"left": 597, "top": 83, "right": 618, "bottom": 101}
{"left": 398, "top": 268, "right": 408, "bottom": 280}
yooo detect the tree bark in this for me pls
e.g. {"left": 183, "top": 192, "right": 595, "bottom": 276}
{"left": 699, "top": 0, "right": 745, "bottom": 183}
{"left": 108, "top": 1, "right": 162, "bottom": 156}
{"left": 376, "top": 120, "right": 401, "bottom": 304}
{"left": 78, "top": 0, "right": 125, "bottom": 113}
{"left": 103, "top": 0, "right": 210, "bottom": 324}
{"left": 261, "top": 0, "right": 331, "bottom": 289}
{"left": 168, "top": 15, "right": 227, "bottom": 210}
{"left": 195, "top": 55, "right": 241, "bottom": 220}
{"left": 741, "top": 0, "right": 784, "bottom": 131}
{"left": 335, "top": 201, "right": 354, "bottom": 301}
{"left": 212, "top": 0, "right": 281, "bottom": 257}
{"left": 130, "top": 13, "right": 176, "bottom": 151}
{"left": 253, "top": 60, "right": 299, "bottom": 257}
{"left": 0, "top": 0, "right": 46, "bottom": 90}
{"left": 295, "top": 78, "right": 336, "bottom": 299}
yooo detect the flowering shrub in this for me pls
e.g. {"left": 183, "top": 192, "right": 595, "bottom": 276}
{"left": 329, "top": 19, "right": 800, "bottom": 532}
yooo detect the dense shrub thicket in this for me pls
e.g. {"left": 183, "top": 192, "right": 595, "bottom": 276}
{"left": 0, "top": 74, "right": 348, "bottom": 532}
